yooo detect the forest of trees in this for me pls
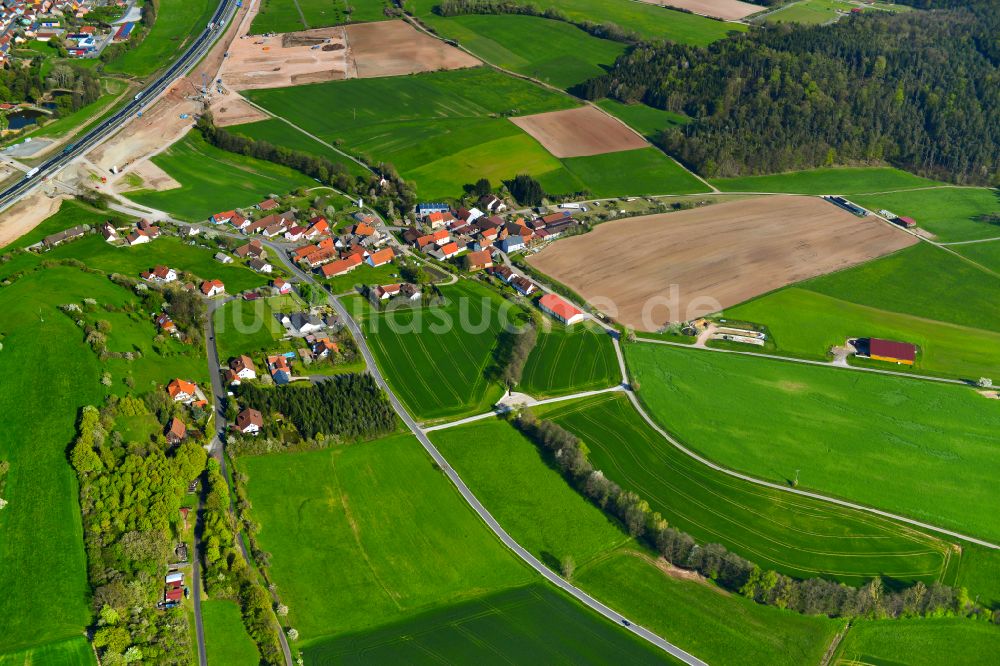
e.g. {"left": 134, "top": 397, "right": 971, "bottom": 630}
{"left": 578, "top": 1, "right": 1000, "bottom": 183}
{"left": 234, "top": 373, "right": 396, "bottom": 441}
{"left": 70, "top": 401, "right": 208, "bottom": 665}
{"left": 512, "top": 411, "right": 998, "bottom": 623}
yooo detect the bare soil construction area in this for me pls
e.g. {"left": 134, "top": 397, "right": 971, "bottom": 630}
{"left": 510, "top": 106, "right": 649, "bottom": 158}
{"left": 635, "top": 0, "right": 763, "bottom": 21}
{"left": 527, "top": 196, "right": 917, "bottom": 330}
{"left": 345, "top": 20, "right": 480, "bottom": 78}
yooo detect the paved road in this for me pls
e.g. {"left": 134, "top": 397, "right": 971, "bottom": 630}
{"left": 266, "top": 246, "right": 706, "bottom": 665}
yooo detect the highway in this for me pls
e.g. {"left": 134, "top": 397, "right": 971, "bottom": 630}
{"left": 0, "top": 0, "right": 240, "bottom": 213}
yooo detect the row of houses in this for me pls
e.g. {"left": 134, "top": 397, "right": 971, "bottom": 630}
{"left": 102, "top": 218, "right": 162, "bottom": 246}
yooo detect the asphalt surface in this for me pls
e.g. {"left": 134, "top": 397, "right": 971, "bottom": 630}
{"left": 0, "top": 0, "right": 239, "bottom": 213}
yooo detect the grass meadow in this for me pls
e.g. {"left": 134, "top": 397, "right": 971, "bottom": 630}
{"left": 237, "top": 434, "right": 535, "bottom": 645}
{"left": 408, "top": 0, "right": 743, "bottom": 44}
{"left": 722, "top": 287, "right": 1000, "bottom": 379}
{"left": 252, "top": 0, "right": 388, "bottom": 32}
{"left": 230, "top": 118, "right": 370, "bottom": 178}
{"left": 213, "top": 296, "right": 289, "bottom": 361}
{"left": 0, "top": 636, "right": 94, "bottom": 666}
{"left": 126, "top": 130, "right": 312, "bottom": 220}
{"left": 765, "top": 0, "right": 912, "bottom": 25}
{"left": 956, "top": 545, "right": 1000, "bottom": 609}
{"left": 626, "top": 343, "right": 1000, "bottom": 543}
{"left": 105, "top": 0, "right": 216, "bottom": 77}
{"left": 539, "top": 393, "right": 957, "bottom": 585}
{"left": 520, "top": 322, "right": 619, "bottom": 397}
{"left": 561, "top": 147, "right": 710, "bottom": 197}
{"left": 351, "top": 280, "right": 518, "bottom": 421}
{"left": 954, "top": 239, "right": 1000, "bottom": 274}
{"left": 201, "top": 600, "right": 260, "bottom": 665}
{"left": 834, "top": 618, "right": 1000, "bottom": 665}
{"left": 430, "top": 419, "right": 842, "bottom": 665}
{"left": 418, "top": 14, "right": 627, "bottom": 91}
{"left": 851, "top": 187, "right": 1000, "bottom": 242}
{"left": 596, "top": 99, "right": 690, "bottom": 141}
{"left": 710, "top": 166, "right": 940, "bottom": 194}
{"left": 304, "top": 584, "right": 670, "bottom": 664}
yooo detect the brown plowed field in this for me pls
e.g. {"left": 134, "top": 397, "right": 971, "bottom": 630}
{"left": 635, "top": 0, "right": 763, "bottom": 20}
{"left": 510, "top": 106, "right": 649, "bottom": 158}
{"left": 345, "top": 20, "right": 480, "bottom": 78}
{"left": 219, "top": 26, "right": 349, "bottom": 90}
{"left": 527, "top": 195, "right": 917, "bottom": 330}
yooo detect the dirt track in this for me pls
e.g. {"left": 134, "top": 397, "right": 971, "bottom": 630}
{"left": 527, "top": 196, "right": 918, "bottom": 330}
{"left": 635, "top": 0, "right": 763, "bottom": 20}
{"left": 510, "top": 106, "right": 649, "bottom": 158}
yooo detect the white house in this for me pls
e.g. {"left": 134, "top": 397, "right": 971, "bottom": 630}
{"left": 248, "top": 258, "right": 273, "bottom": 274}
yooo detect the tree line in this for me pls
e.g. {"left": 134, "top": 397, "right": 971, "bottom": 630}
{"left": 578, "top": 2, "right": 1000, "bottom": 184}
{"left": 512, "top": 410, "right": 999, "bottom": 623}
{"left": 70, "top": 401, "right": 208, "bottom": 665}
{"left": 234, "top": 373, "right": 396, "bottom": 441}
{"left": 489, "top": 321, "right": 537, "bottom": 386}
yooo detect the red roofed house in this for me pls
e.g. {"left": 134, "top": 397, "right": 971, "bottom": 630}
{"left": 538, "top": 293, "right": 586, "bottom": 325}
{"left": 868, "top": 338, "right": 917, "bottom": 365}
{"left": 167, "top": 379, "right": 198, "bottom": 403}
{"left": 511, "top": 276, "right": 537, "bottom": 296}
{"left": 257, "top": 198, "right": 278, "bottom": 211}
{"left": 465, "top": 249, "right": 493, "bottom": 271}
{"left": 235, "top": 408, "right": 263, "bottom": 435}
{"left": 320, "top": 253, "right": 363, "bottom": 277}
{"left": 896, "top": 216, "right": 917, "bottom": 229}
{"left": 367, "top": 247, "right": 395, "bottom": 267}
{"left": 312, "top": 338, "right": 339, "bottom": 359}
{"left": 229, "top": 355, "right": 257, "bottom": 381}
{"left": 416, "top": 229, "right": 450, "bottom": 249}
{"left": 165, "top": 417, "right": 186, "bottom": 445}
{"left": 200, "top": 279, "right": 225, "bottom": 297}
{"left": 155, "top": 312, "right": 175, "bottom": 333}
{"left": 165, "top": 587, "right": 183, "bottom": 602}
{"left": 305, "top": 217, "right": 330, "bottom": 238}
{"left": 211, "top": 210, "right": 235, "bottom": 225}
{"left": 353, "top": 222, "right": 376, "bottom": 237}
{"left": 426, "top": 211, "right": 455, "bottom": 229}
{"left": 372, "top": 283, "right": 401, "bottom": 300}
{"left": 141, "top": 265, "right": 177, "bottom": 283}
{"left": 272, "top": 278, "right": 292, "bottom": 295}
{"left": 433, "top": 242, "right": 460, "bottom": 260}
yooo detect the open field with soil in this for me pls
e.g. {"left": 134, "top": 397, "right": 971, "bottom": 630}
{"left": 305, "top": 583, "right": 669, "bottom": 664}
{"left": 541, "top": 393, "right": 958, "bottom": 584}
{"left": 105, "top": 0, "right": 217, "bottom": 77}
{"left": 626, "top": 343, "right": 1000, "bottom": 543}
{"left": 237, "top": 434, "right": 536, "bottom": 647}
{"left": 527, "top": 196, "right": 915, "bottom": 331}
{"left": 418, "top": 14, "right": 627, "bottom": 91}
{"left": 511, "top": 106, "right": 649, "bottom": 158}
{"left": 724, "top": 287, "right": 1000, "bottom": 380}
{"left": 636, "top": 0, "right": 763, "bottom": 21}
{"left": 834, "top": 618, "right": 1000, "bottom": 666}
{"left": 430, "top": 419, "right": 843, "bottom": 665}
{"left": 408, "top": 0, "right": 745, "bottom": 44}
{"left": 202, "top": 600, "right": 260, "bottom": 665}
{"left": 347, "top": 19, "right": 480, "bottom": 78}
{"left": 125, "top": 130, "right": 312, "bottom": 220}
{"left": 710, "top": 167, "right": 940, "bottom": 194}
{"left": 850, "top": 187, "right": 1000, "bottom": 242}
{"left": 349, "top": 280, "right": 514, "bottom": 420}
{"left": 521, "top": 322, "right": 619, "bottom": 397}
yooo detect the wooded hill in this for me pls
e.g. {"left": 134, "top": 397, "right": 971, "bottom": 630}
{"left": 578, "top": 1, "right": 999, "bottom": 184}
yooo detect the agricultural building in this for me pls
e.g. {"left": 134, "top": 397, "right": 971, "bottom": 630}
{"left": 539, "top": 293, "right": 586, "bottom": 325}
{"left": 868, "top": 338, "right": 917, "bottom": 365}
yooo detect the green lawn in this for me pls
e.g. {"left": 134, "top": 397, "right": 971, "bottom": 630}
{"left": 0, "top": 636, "right": 95, "bottom": 666}
{"left": 323, "top": 261, "right": 399, "bottom": 294}
{"left": 238, "top": 434, "right": 534, "bottom": 645}
{"left": 250, "top": 0, "right": 313, "bottom": 33}
{"left": 766, "top": 0, "right": 912, "bottom": 25}
{"left": 954, "top": 239, "right": 1000, "bottom": 275}
{"left": 418, "top": 14, "right": 627, "bottom": 91}
{"left": 851, "top": 187, "right": 1000, "bottom": 242}
{"left": 596, "top": 99, "right": 690, "bottom": 141}
{"left": 956, "top": 545, "right": 1000, "bottom": 609}
{"left": 430, "top": 418, "right": 842, "bottom": 666}
{"left": 46, "top": 234, "right": 271, "bottom": 293}
{"left": 562, "top": 147, "right": 710, "bottom": 197}
{"left": 230, "top": 118, "right": 370, "bottom": 178}
{"left": 126, "top": 130, "right": 313, "bottom": 220}
{"left": 251, "top": 0, "right": 388, "bottom": 32}
{"left": 409, "top": 0, "right": 744, "bottom": 45}
{"left": 105, "top": 0, "right": 216, "bottom": 77}
{"left": 834, "top": 618, "right": 1000, "bottom": 666}
{"left": 710, "top": 167, "right": 940, "bottom": 194}
{"left": 539, "top": 393, "right": 956, "bottom": 585}
{"left": 201, "top": 600, "right": 260, "bottom": 665}
{"left": 304, "top": 583, "right": 671, "bottom": 664}
{"left": 0, "top": 268, "right": 127, "bottom": 654}
{"left": 520, "top": 322, "right": 619, "bottom": 397}
{"left": 213, "top": 296, "right": 288, "bottom": 361}
{"left": 350, "top": 280, "right": 515, "bottom": 421}
{"left": 625, "top": 343, "right": 1000, "bottom": 543}
{"left": 800, "top": 243, "right": 1000, "bottom": 334}
{"left": 723, "top": 287, "right": 1000, "bottom": 380}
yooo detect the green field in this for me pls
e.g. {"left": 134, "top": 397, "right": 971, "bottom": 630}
{"left": 202, "top": 600, "right": 260, "bottom": 665}
{"left": 626, "top": 343, "right": 1000, "bottom": 543}
{"left": 0, "top": 268, "right": 128, "bottom": 654}
{"left": 520, "top": 322, "right": 619, "bottom": 397}
{"left": 230, "top": 118, "right": 371, "bottom": 178}
{"left": 322, "top": 260, "right": 399, "bottom": 294}
{"left": 710, "top": 167, "right": 940, "bottom": 194}
{"left": 126, "top": 130, "right": 313, "bottom": 220}
{"left": 305, "top": 584, "right": 671, "bottom": 664}
{"left": 956, "top": 546, "right": 1000, "bottom": 609}
{"left": 430, "top": 419, "right": 842, "bottom": 665}
{"left": 251, "top": 0, "right": 388, "bottom": 33}
{"left": 954, "top": 239, "right": 1000, "bottom": 274}
{"left": 596, "top": 99, "right": 690, "bottom": 141}
{"left": 540, "top": 393, "right": 956, "bottom": 584}
{"left": 765, "top": 0, "right": 912, "bottom": 25}
{"left": 238, "top": 434, "right": 534, "bottom": 644}
{"left": 0, "top": 636, "right": 95, "bottom": 666}
{"left": 106, "top": 0, "right": 216, "bottom": 77}
{"left": 800, "top": 243, "right": 1000, "bottom": 333}
{"left": 213, "top": 296, "right": 289, "bottom": 361}
{"left": 242, "top": 67, "right": 706, "bottom": 198}
{"left": 419, "top": 14, "right": 627, "bottom": 91}
{"left": 834, "top": 618, "right": 1000, "bottom": 666}
{"left": 351, "top": 280, "right": 514, "bottom": 420}
{"left": 408, "top": 0, "right": 744, "bottom": 45}
{"left": 723, "top": 287, "right": 1000, "bottom": 380}
{"left": 851, "top": 187, "right": 1000, "bottom": 242}
{"left": 45, "top": 234, "right": 272, "bottom": 293}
